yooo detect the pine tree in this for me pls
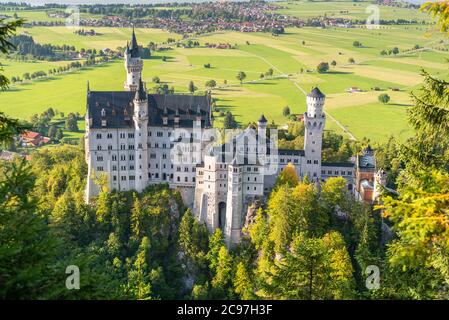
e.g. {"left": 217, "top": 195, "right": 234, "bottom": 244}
{"left": 206, "top": 229, "right": 225, "bottom": 272}
{"left": 127, "top": 237, "right": 152, "bottom": 300}
{"left": 211, "top": 246, "right": 233, "bottom": 297}
{"left": 234, "top": 262, "right": 254, "bottom": 300}
{"left": 0, "top": 160, "right": 58, "bottom": 299}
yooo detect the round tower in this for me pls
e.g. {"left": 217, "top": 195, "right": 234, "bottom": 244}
{"left": 124, "top": 28, "right": 143, "bottom": 92}
{"left": 303, "top": 87, "right": 326, "bottom": 180}
{"left": 133, "top": 80, "right": 149, "bottom": 192}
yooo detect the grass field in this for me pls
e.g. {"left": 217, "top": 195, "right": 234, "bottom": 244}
{"left": 0, "top": 1, "right": 447, "bottom": 143}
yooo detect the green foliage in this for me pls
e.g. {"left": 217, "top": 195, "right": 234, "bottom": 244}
{"left": 274, "top": 163, "right": 299, "bottom": 189}
{"left": 378, "top": 93, "right": 390, "bottom": 104}
{"left": 266, "top": 232, "right": 354, "bottom": 300}
{"left": 236, "top": 71, "right": 246, "bottom": 83}
{"left": 205, "top": 79, "right": 217, "bottom": 88}
{"left": 316, "top": 62, "right": 329, "bottom": 73}
{"left": 0, "top": 160, "right": 59, "bottom": 299}
{"left": 223, "top": 111, "right": 238, "bottom": 129}
{"left": 188, "top": 80, "right": 197, "bottom": 93}
{"left": 0, "top": 17, "right": 24, "bottom": 90}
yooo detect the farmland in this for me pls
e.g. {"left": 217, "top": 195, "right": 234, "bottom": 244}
{"left": 1, "top": 1, "right": 448, "bottom": 143}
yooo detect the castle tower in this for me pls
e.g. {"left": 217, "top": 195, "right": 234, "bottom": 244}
{"left": 133, "top": 80, "right": 149, "bottom": 192}
{"left": 225, "top": 158, "right": 244, "bottom": 247}
{"left": 373, "top": 169, "right": 387, "bottom": 202}
{"left": 257, "top": 114, "right": 267, "bottom": 139}
{"left": 303, "top": 87, "right": 326, "bottom": 180}
{"left": 124, "top": 28, "right": 143, "bottom": 92}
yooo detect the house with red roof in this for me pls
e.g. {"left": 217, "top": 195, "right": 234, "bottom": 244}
{"left": 20, "top": 131, "right": 51, "bottom": 147}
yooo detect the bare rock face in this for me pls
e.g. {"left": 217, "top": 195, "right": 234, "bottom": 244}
{"left": 243, "top": 198, "right": 263, "bottom": 232}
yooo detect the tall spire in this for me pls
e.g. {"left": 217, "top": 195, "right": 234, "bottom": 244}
{"left": 135, "top": 79, "right": 147, "bottom": 102}
{"left": 130, "top": 27, "right": 139, "bottom": 58}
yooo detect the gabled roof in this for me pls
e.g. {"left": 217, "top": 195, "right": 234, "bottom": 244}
{"left": 87, "top": 91, "right": 211, "bottom": 129}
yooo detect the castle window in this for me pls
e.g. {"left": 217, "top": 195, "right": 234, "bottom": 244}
{"left": 97, "top": 156, "right": 103, "bottom": 161}
{"left": 113, "top": 165, "right": 117, "bottom": 171}
{"left": 129, "top": 155, "right": 134, "bottom": 161}
{"left": 129, "top": 176, "right": 135, "bottom": 181}
{"left": 107, "top": 133, "right": 113, "bottom": 139}
{"left": 128, "top": 133, "right": 134, "bottom": 139}
{"left": 130, "top": 165, "right": 135, "bottom": 170}
{"left": 307, "top": 160, "right": 312, "bottom": 164}
{"left": 342, "top": 171, "right": 346, "bottom": 175}
{"left": 96, "top": 166, "right": 104, "bottom": 171}
{"left": 348, "top": 172, "right": 352, "bottom": 176}
{"left": 155, "top": 173, "right": 159, "bottom": 178}
{"left": 314, "top": 160, "right": 319, "bottom": 164}
{"left": 328, "top": 170, "right": 332, "bottom": 174}
{"left": 129, "top": 145, "right": 135, "bottom": 150}
{"left": 157, "top": 132, "right": 163, "bottom": 137}
{"left": 185, "top": 177, "right": 188, "bottom": 182}
{"left": 113, "top": 176, "right": 117, "bottom": 182}
{"left": 120, "top": 144, "right": 125, "bottom": 150}
{"left": 177, "top": 177, "right": 180, "bottom": 182}
{"left": 97, "top": 145, "right": 102, "bottom": 151}
{"left": 121, "top": 176, "right": 127, "bottom": 181}
{"left": 294, "top": 159, "right": 298, "bottom": 164}
{"left": 112, "top": 155, "right": 117, "bottom": 161}
{"left": 96, "top": 133, "right": 102, "bottom": 139}
{"left": 335, "top": 171, "right": 339, "bottom": 175}
{"left": 121, "top": 155, "right": 126, "bottom": 161}
{"left": 193, "top": 177, "right": 195, "bottom": 182}
{"left": 108, "top": 145, "right": 112, "bottom": 150}
{"left": 120, "top": 133, "right": 126, "bottom": 139}
{"left": 121, "top": 166, "right": 126, "bottom": 170}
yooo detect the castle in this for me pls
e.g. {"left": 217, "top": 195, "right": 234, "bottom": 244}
{"left": 85, "top": 31, "right": 382, "bottom": 247}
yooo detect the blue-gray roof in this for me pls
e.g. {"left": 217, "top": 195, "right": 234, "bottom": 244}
{"left": 87, "top": 91, "right": 211, "bottom": 129}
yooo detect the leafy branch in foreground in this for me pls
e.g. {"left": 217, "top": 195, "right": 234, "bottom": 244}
{"left": 0, "top": 17, "right": 24, "bottom": 89}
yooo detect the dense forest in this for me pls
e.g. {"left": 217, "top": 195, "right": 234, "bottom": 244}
{"left": 1, "top": 2, "right": 449, "bottom": 300}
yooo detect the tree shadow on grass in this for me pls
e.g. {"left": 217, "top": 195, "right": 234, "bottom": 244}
{"left": 326, "top": 71, "right": 354, "bottom": 75}
{"left": 387, "top": 103, "right": 413, "bottom": 108}
{"left": 247, "top": 81, "right": 277, "bottom": 85}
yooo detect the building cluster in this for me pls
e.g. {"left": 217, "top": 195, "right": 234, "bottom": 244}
{"left": 85, "top": 32, "right": 385, "bottom": 247}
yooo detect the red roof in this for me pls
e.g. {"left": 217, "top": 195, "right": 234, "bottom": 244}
{"left": 22, "top": 131, "right": 41, "bottom": 139}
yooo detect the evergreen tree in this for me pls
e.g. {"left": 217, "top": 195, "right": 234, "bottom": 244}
{"left": 234, "top": 262, "right": 254, "bottom": 300}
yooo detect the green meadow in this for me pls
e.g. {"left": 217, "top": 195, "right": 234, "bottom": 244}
{"left": 1, "top": 2, "right": 448, "bottom": 143}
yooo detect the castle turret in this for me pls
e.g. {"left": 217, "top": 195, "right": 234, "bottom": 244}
{"left": 225, "top": 158, "right": 244, "bottom": 247}
{"left": 124, "top": 28, "right": 143, "bottom": 91}
{"left": 133, "top": 80, "right": 149, "bottom": 192}
{"left": 257, "top": 114, "right": 267, "bottom": 139}
{"left": 303, "top": 87, "right": 326, "bottom": 180}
